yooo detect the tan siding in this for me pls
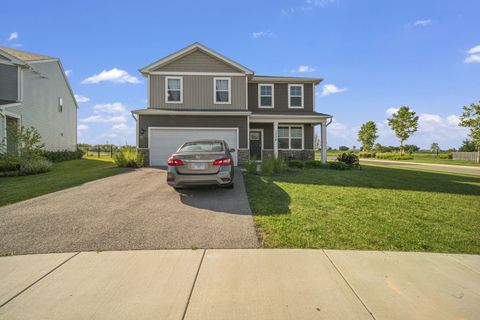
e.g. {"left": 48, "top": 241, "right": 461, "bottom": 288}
{"left": 248, "top": 82, "right": 315, "bottom": 113}
{"left": 150, "top": 75, "right": 246, "bottom": 110}
{"left": 153, "top": 50, "right": 241, "bottom": 73}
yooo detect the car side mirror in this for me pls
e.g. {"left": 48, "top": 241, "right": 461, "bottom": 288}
{"left": 229, "top": 148, "right": 236, "bottom": 153}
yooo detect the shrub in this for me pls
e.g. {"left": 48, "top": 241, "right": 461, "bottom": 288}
{"left": 0, "top": 154, "right": 20, "bottom": 173}
{"left": 260, "top": 159, "right": 274, "bottom": 175}
{"left": 260, "top": 157, "right": 284, "bottom": 175}
{"left": 328, "top": 160, "right": 350, "bottom": 170}
{"left": 287, "top": 160, "right": 304, "bottom": 169}
{"left": 375, "top": 153, "right": 413, "bottom": 160}
{"left": 113, "top": 147, "right": 144, "bottom": 168}
{"left": 358, "top": 151, "right": 375, "bottom": 158}
{"left": 439, "top": 153, "right": 453, "bottom": 160}
{"left": 245, "top": 160, "right": 257, "bottom": 174}
{"left": 43, "top": 149, "right": 84, "bottom": 162}
{"left": 337, "top": 152, "right": 360, "bottom": 167}
{"left": 304, "top": 160, "right": 327, "bottom": 169}
{"left": 21, "top": 158, "right": 52, "bottom": 175}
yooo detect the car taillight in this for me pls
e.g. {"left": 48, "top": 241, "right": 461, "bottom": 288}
{"left": 167, "top": 157, "right": 184, "bottom": 166}
{"left": 213, "top": 157, "right": 232, "bottom": 166}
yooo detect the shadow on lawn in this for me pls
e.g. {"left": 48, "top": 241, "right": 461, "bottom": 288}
{"left": 245, "top": 175, "right": 292, "bottom": 215}
{"left": 266, "top": 165, "right": 480, "bottom": 196}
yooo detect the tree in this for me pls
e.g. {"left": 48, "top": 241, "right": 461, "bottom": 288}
{"left": 459, "top": 101, "right": 480, "bottom": 151}
{"left": 338, "top": 146, "right": 349, "bottom": 151}
{"left": 430, "top": 142, "right": 440, "bottom": 156}
{"left": 459, "top": 139, "right": 476, "bottom": 152}
{"left": 387, "top": 106, "right": 419, "bottom": 155}
{"left": 357, "top": 121, "right": 378, "bottom": 151}
{"left": 374, "top": 143, "right": 383, "bottom": 152}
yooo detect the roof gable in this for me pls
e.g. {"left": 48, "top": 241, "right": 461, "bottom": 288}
{"left": 140, "top": 42, "right": 253, "bottom": 75}
{"left": 0, "top": 46, "right": 55, "bottom": 62}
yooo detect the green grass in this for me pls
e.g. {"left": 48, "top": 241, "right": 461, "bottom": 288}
{"left": 0, "top": 158, "right": 126, "bottom": 207}
{"left": 245, "top": 165, "right": 480, "bottom": 254}
{"left": 322, "top": 151, "right": 480, "bottom": 166}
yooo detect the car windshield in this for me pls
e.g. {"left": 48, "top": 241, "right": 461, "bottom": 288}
{"left": 179, "top": 141, "right": 224, "bottom": 152}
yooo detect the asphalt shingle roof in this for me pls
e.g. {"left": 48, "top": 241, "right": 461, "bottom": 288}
{"left": 0, "top": 46, "right": 55, "bottom": 62}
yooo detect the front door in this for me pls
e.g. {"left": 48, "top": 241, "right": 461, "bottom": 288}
{"left": 249, "top": 130, "right": 262, "bottom": 161}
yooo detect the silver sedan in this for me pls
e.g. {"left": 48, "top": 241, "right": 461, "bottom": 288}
{"left": 166, "top": 139, "right": 235, "bottom": 188}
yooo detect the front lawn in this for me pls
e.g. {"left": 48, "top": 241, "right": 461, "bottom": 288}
{"left": 0, "top": 158, "right": 126, "bottom": 207}
{"left": 245, "top": 165, "right": 480, "bottom": 254}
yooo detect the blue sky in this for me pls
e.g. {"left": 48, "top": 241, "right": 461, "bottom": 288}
{"left": 2, "top": 0, "right": 479, "bottom": 149}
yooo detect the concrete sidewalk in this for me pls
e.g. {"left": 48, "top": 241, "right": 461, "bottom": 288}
{"left": 0, "top": 249, "right": 479, "bottom": 319}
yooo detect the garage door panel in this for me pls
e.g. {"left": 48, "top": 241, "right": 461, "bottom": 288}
{"left": 149, "top": 128, "right": 238, "bottom": 166}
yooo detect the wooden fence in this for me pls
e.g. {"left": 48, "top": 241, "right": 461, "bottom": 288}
{"left": 453, "top": 152, "right": 480, "bottom": 163}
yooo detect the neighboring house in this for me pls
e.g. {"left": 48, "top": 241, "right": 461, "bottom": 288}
{"left": 132, "top": 42, "right": 332, "bottom": 166}
{"left": 0, "top": 47, "right": 77, "bottom": 153}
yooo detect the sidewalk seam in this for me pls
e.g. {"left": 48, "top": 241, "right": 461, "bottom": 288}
{"left": 447, "top": 255, "right": 480, "bottom": 275}
{"left": 0, "top": 252, "right": 81, "bottom": 309}
{"left": 181, "top": 249, "right": 206, "bottom": 320}
{"left": 323, "top": 250, "right": 377, "bottom": 320}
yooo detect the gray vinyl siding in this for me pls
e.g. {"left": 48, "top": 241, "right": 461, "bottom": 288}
{"left": 0, "top": 64, "right": 18, "bottom": 102}
{"left": 138, "top": 115, "right": 248, "bottom": 149}
{"left": 153, "top": 50, "right": 242, "bottom": 73}
{"left": 150, "top": 75, "right": 246, "bottom": 110}
{"left": 248, "top": 83, "right": 314, "bottom": 113}
{"left": 7, "top": 61, "right": 77, "bottom": 151}
{"left": 249, "top": 123, "right": 314, "bottom": 150}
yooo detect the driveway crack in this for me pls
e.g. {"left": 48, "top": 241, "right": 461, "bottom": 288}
{"left": 182, "top": 249, "right": 206, "bottom": 320}
{"left": 0, "top": 251, "right": 81, "bottom": 309}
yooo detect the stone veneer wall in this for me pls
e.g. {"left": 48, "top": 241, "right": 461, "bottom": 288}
{"left": 137, "top": 148, "right": 150, "bottom": 166}
{"left": 278, "top": 150, "right": 315, "bottom": 161}
{"left": 262, "top": 150, "right": 274, "bottom": 160}
{"left": 237, "top": 149, "right": 250, "bottom": 165}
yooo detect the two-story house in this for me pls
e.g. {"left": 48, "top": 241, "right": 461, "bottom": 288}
{"left": 132, "top": 43, "right": 331, "bottom": 166}
{"left": 0, "top": 47, "right": 77, "bottom": 153}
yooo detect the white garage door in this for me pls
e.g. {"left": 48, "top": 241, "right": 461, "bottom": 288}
{"left": 149, "top": 127, "right": 239, "bottom": 166}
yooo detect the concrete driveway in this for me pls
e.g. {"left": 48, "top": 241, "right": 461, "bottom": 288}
{"left": 0, "top": 168, "right": 259, "bottom": 255}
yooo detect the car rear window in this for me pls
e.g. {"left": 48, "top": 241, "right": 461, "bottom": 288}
{"left": 179, "top": 142, "right": 224, "bottom": 152}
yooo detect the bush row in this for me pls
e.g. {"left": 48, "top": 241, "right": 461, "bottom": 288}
{"left": 113, "top": 147, "right": 144, "bottom": 168}
{"left": 42, "top": 149, "right": 84, "bottom": 162}
{"left": 374, "top": 153, "right": 414, "bottom": 160}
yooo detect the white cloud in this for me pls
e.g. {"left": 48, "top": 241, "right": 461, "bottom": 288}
{"left": 385, "top": 107, "right": 399, "bottom": 116}
{"left": 112, "top": 123, "right": 128, "bottom": 130}
{"left": 304, "top": 0, "right": 337, "bottom": 9}
{"left": 7, "top": 32, "right": 18, "bottom": 41}
{"left": 252, "top": 31, "right": 273, "bottom": 39}
{"left": 464, "top": 54, "right": 480, "bottom": 64}
{"left": 93, "top": 102, "right": 126, "bottom": 114}
{"left": 74, "top": 94, "right": 90, "bottom": 103}
{"left": 321, "top": 84, "right": 347, "bottom": 96}
{"left": 65, "top": 70, "right": 72, "bottom": 76}
{"left": 80, "top": 114, "right": 127, "bottom": 123}
{"left": 413, "top": 19, "right": 432, "bottom": 27}
{"left": 77, "top": 124, "right": 88, "bottom": 131}
{"left": 446, "top": 115, "right": 460, "bottom": 126}
{"left": 467, "top": 45, "right": 480, "bottom": 55}
{"left": 294, "top": 65, "right": 316, "bottom": 73}
{"left": 81, "top": 68, "right": 141, "bottom": 84}
{"left": 464, "top": 45, "right": 480, "bottom": 64}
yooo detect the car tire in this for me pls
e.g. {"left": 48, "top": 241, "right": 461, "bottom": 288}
{"left": 222, "top": 183, "right": 234, "bottom": 189}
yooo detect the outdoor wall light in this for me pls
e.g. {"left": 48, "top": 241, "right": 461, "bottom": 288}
{"left": 140, "top": 128, "right": 146, "bottom": 135}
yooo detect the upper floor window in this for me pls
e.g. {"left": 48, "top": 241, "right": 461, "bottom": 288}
{"left": 165, "top": 76, "right": 183, "bottom": 103}
{"left": 58, "top": 97, "right": 63, "bottom": 112}
{"left": 258, "top": 84, "right": 274, "bottom": 108}
{"left": 288, "top": 84, "right": 304, "bottom": 108}
{"left": 214, "top": 77, "right": 231, "bottom": 104}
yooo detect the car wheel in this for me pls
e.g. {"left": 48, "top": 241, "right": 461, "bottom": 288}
{"left": 222, "top": 183, "right": 234, "bottom": 189}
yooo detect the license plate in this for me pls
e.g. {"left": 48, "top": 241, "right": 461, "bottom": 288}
{"left": 190, "top": 163, "right": 207, "bottom": 170}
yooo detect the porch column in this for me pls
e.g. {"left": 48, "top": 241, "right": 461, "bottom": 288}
{"left": 273, "top": 121, "right": 278, "bottom": 158}
{"left": 321, "top": 121, "right": 327, "bottom": 163}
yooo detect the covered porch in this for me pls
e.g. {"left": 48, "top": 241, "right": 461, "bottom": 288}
{"left": 249, "top": 114, "right": 331, "bottom": 163}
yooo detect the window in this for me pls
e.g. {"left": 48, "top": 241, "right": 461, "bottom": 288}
{"left": 278, "top": 126, "right": 303, "bottom": 150}
{"left": 288, "top": 84, "right": 303, "bottom": 108}
{"left": 165, "top": 77, "right": 183, "bottom": 103}
{"left": 179, "top": 141, "right": 224, "bottom": 152}
{"left": 258, "top": 84, "right": 274, "bottom": 108}
{"left": 214, "top": 78, "right": 231, "bottom": 104}
{"left": 58, "top": 97, "right": 63, "bottom": 112}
